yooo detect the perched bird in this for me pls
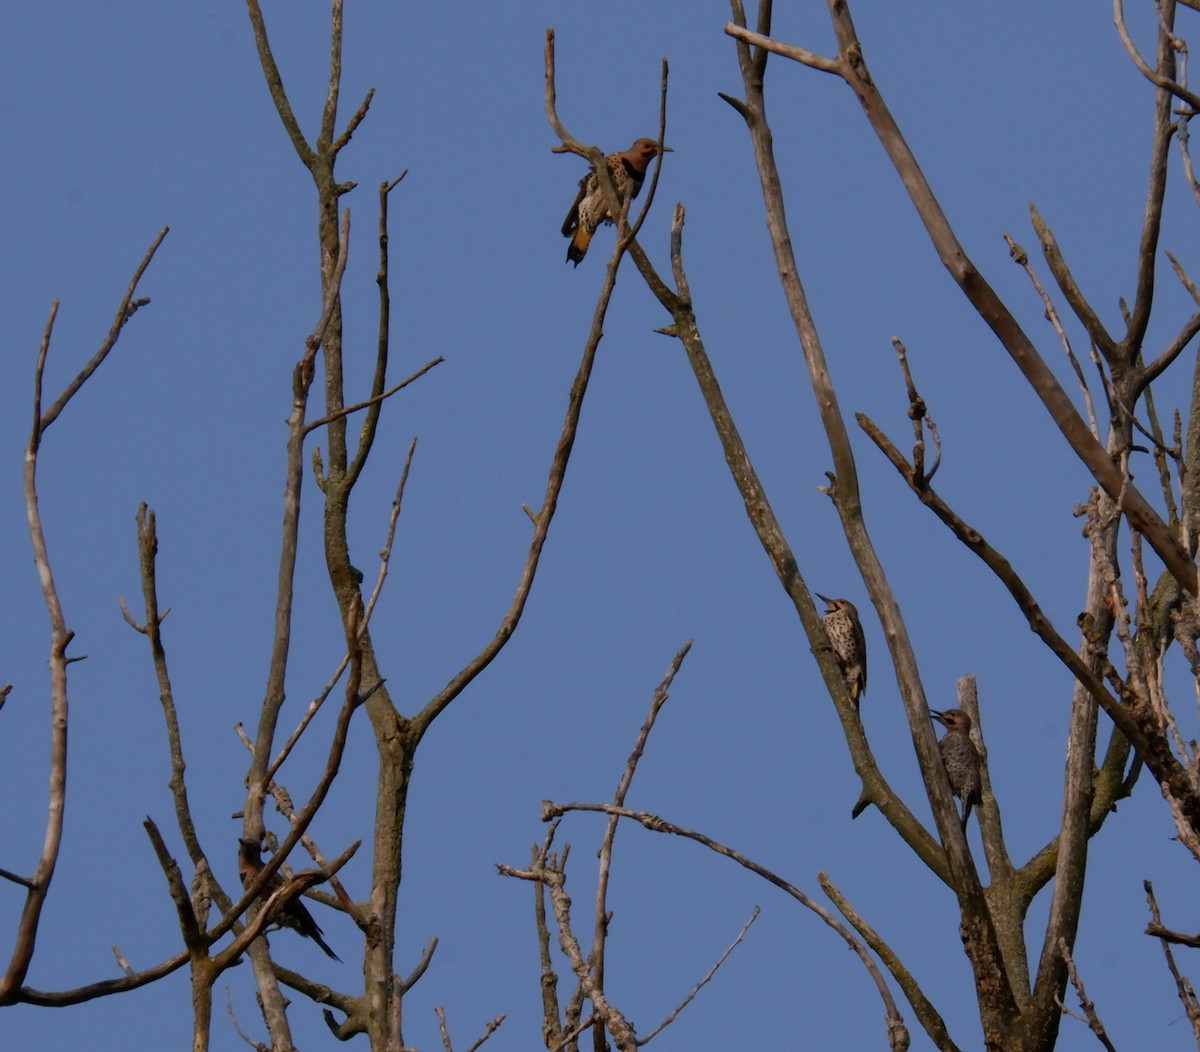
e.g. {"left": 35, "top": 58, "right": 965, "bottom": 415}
{"left": 816, "top": 594, "right": 867, "bottom": 708}
{"left": 237, "top": 838, "right": 341, "bottom": 962}
{"left": 561, "top": 138, "right": 671, "bottom": 266}
{"left": 930, "top": 709, "right": 982, "bottom": 832}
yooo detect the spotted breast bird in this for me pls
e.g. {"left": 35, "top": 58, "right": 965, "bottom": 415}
{"left": 930, "top": 709, "right": 982, "bottom": 832}
{"left": 816, "top": 594, "right": 867, "bottom": 709}
{"left": 562, "top": 138, "right": 671, "bottom": 266}
{"left": 237, "top": 837, "right": 341, "bottom": 962}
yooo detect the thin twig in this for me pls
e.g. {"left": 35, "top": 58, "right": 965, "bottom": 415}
{"left": 890, "top": 337, "right": 941, "bottom": 484}
{"left": 534, "top": 801, "right": 909, "bottom": 1051}
{"left": 226, "top": 987, "right": 270, "bottom": 1051}
{"left": 464, "top": 1014, "right": 506, "bottom": 1052}
{"left": 400, "top": 937, "right": 438, "bottom": 995}
{"left": 1004, "top": 233, "right": 1100, "bottom": 438}
{"left": 1056, "top": 937, "right": 1116, "bottom": 1051}
{"left": 38, "top": 229, "right": 168, "bottom": 435}
{"left": 637, "top": 907, "right": 761, "bottom": 1045}
{"left": 303, "top": 357, "right": 443, "bottom": 435}
{"left": 1114, "top": 0, "right": 1200, "bottom": 111}
{"left": 362, "top": 438, "right": 418, "bottom": 631}
{"left": 591, "top": 643, "right": 692, "bottom": 1017}
{"left": 436, "top": 1006, "right": 453, "bottom": 1052}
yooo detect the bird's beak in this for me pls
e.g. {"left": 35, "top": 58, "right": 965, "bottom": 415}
{"left": 930, "top": 710, "right": 947, "bottom": 724}
{"left": 814, "top": 592, "right": 832, "bottom": 605}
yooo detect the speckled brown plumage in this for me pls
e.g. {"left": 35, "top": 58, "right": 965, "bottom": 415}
{"left": 930, "top": 709, "right": 982, "bottom": 831}
{"left": 562, "top": 138, "right": 669, "bottom": 266}
{"left": 816, "top": 594, "right": 866, "bottom": 709}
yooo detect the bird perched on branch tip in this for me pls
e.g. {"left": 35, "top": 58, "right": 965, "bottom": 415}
{"left": 561, "top": 138, "right": 671, "bottom": 266}
{"left": 930, "top": 709, "right": 982, "bottom": 832}
{"left": 816, "top": 594, "right": 866, "bottom": 709}
{"left": 237, "top": 837, "right": 341, "bottom": 962}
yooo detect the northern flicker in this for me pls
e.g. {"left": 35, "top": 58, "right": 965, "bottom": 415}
{"left": 561, "top": 138, "right": 671, "bottom": 266}
{"left": 237, "top": 838, "right": 341, "bottom": 962}
{"left": 816, "top": 594, "right": 866, "bottom": 708}
{"left": 930, "top": 709, "right": 982, "bottom": 832}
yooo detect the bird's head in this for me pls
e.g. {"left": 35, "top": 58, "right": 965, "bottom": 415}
{"left": 931, "top": 708, "right": 972, "bottom": 733}
{"left": 626, "top": 138, "right": 672, "bottom": 169}
{"left": 238, "top": 837, "right": 264, "bottom": 859}
{"left": 816, "top": 593, "right": 857, "bottom": 617}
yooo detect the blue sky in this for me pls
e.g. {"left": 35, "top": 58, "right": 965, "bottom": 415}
{"left": 3, "top": 3, "right": 1198, "bottom": 1049}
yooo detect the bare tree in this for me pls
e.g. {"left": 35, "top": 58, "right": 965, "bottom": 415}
{"left": 507, "top": 2, "right": 1200, "bottom": 1050}
{"left": 3, "top": 3, "right": 615, "bottom": 1049}
{"left": 9, "top": 3, "right": 1200, "bottom": 1050}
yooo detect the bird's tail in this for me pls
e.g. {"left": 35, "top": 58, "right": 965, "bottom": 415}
{"left": 312, "top": 930, "right": 341, "bottom": 962}
{"left": 960, "top": 796, "right": 976, "bottom": 832}
{"left": 566, "top": 225, "right": 591, "bottom": 267}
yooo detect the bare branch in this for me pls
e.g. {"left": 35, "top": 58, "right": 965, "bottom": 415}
{"left": 410, "top": 33, "right": 630, "bottom": 739}
{"left": 535, "top": 801, "right": 909, "bottom": 1050}
{"left": 637, "top": 907, "right": 761, "bottom": 1045}
{"left": 4, "top": 235, "right": 163, "bottom": 1000}
{"left": 244, "top": 0, "right": 316, "bottom": 167}
{"left": 465, "top": 1014, "right": 506, "bottom": 1052}
{"left": 227, "top": 987, "right": 270, "bottom": 1051}
{"left": 37, "top": 228, "right": 167, "bottom": 435}
{"left": 1114, "top": 0, "right": 1200, "bottom": 112}
{"left": 820, "top": 874, "right": 958, "bottom": 1052}
{"left": 856, "top": 413, "right": 1200, "bottom": 820}
{"left": 305, "top": 357, "right": 443, "bottom": 436}
{"left": 723, "top": 22, "right": 841, "bottom": 74}
{"left": 246, "top": 208, "right": 351, "bottom": 839}
{"left": 890, "top": 337, "right": 941, "bottom": 484}
{"left": 346, "top": 170, "right": 410, "bottom": 489}
{"left": 1005, "top": 233, "right": 1100, "bottom": 439}
{"left": 332, "top": 87, "right": 374, "bottom": 155}
{"left": 500, "top": 851, "right": 638, "bottom": 1052}
{"left": 1056, "top": 938, "right": 1116, "bottom": 1051}
{"left": 591, "top": 643, "right": 692, "bottom": 1015}
{"left": 436, "top": 1006, "right": 453, "bottom": 1052}
{"left": 399, "top": 937, "right": 438, "bottom": 994}
{"left": 728, "top": 10, "right": 1195, "bottom": 593}
{"left": 362, "top": 438, "right": 417, "bottom": 631}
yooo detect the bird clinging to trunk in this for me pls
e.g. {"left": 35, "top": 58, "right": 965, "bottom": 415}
{"left": 930, "top": 709, "right": 982, "bottom": 832}
{"left": 561, "top": 138, "right": 671, "bottom": 266}
{"left": 237, "top": 837, "right": 341, "bottom": 962}
{"left": 816, "top": 594, "right": 866, "bottom": 709}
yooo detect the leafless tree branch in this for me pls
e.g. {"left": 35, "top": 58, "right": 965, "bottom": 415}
{"left": 637, "top": 906, "right": 761, "bottom": 1046}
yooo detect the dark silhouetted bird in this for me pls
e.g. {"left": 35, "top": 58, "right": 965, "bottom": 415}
{"left": 816, "top": 594, "right": 866, "bottom": 709}
{"left": 930, "top": 709, "right": 982, "bottom": 831}
{"left": 562, "top": 138, "right": 671, "bottom": 266}
{"left": 237, "top": 838, "right": 340, "bottom": 961}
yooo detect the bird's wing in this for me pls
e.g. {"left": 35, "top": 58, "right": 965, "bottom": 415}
{"left": 853, "top": 619, "right": 867, "bottom": 694}
{"left": 561, "top": 173, "right": 591, "bottom": 238}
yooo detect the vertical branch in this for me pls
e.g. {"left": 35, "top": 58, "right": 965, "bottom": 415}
{"left": 317, "top": 0, "right": 344, "bottom": 152}
{"left": 718, "top": 2, "right": 1034, "bottom": 1042}
{"left": 244, "top": 0, "right": 316, "bottom": 167}
{"left": 1121, "top": 0, "right": 1178, "bottom": 360}
{"left": 589, "top": 643, "right": 691, "bottom": 1050}
{"left": 1, "top": 306, "right": 72, "bottom": 1002}
{"left": 2, "top": 231, "right": 162, "bottom": 1001}
{"left": 346, "top": 170, "right": 408, "bottom": 491}
{"left": 723, "top": 9, "right": 1195, "bottom": 594}
{"left": 246, "top": 210, "right": 351, "bottom": 840}
{"left": 128, "top": 511, "right": 182, "bottom": 842}
{"left": 722, "top": 0, "right": 978, "bottom": 892}
{"left": 410, "top": 30, "right": 644, "bottom": 738}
